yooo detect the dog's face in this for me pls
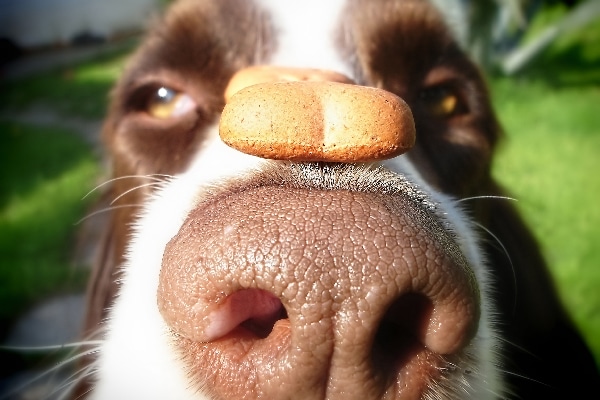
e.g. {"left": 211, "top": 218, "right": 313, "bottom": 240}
{"left": 84, "top": 0, "right": 597, "bottom": 399}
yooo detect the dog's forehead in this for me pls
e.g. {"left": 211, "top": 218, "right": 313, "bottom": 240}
{"left": 253, "top": 0, "right": 464, "bottom": 84}
{"left": 121, "top": 0, "right": 461, "bottom": 87}
{"left": 255, "top": 0, "right": 461, "bottom": 79}
{"left": 257, "top": 0, "right": 351, "bottom": 74}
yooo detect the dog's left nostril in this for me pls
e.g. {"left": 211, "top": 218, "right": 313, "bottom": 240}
{"left": 240, "top": 304, "right": 288, "bottom": 339}
{"left": 204, "top": 289, "right": 287, "bottom": 341}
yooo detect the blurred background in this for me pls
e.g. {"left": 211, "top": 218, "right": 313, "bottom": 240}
{"left": 0, "top": 0, "right": 598, "bottom": 397}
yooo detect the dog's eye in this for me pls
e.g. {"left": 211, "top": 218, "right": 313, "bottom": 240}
{"left": 146, "top": 87, "right": 196, "bottom": 119}
{"left": 419, "top": 86, "right": 467, "bottom": 118}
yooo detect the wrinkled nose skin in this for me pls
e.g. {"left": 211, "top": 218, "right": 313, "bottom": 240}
{"left": 158, "top": 177, "right": 480, "bottom": 399}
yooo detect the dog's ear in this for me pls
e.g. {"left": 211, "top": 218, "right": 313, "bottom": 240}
{"left": 481, "top": 183, "right": 599, "bottom": 395}
{"left": 73, "top": 190, "right": 123, "bottom": 397}
{"left": 83, "top": 234, "right": 115, "bottom": 338}
{"left": 82, "top": 194, "right": 125, "bottom": 337}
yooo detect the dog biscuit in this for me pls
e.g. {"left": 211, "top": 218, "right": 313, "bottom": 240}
{"left": 219, "top": 81, "right": 415, "bottom": 162}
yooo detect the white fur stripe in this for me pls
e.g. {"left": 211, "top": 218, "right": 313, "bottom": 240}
{"left": 257, "top": 0, "right": 353, "bottom": 76}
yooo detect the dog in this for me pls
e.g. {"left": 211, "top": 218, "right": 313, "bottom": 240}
{"left": 80, "top": 0, "right": 599, "bottom": 398}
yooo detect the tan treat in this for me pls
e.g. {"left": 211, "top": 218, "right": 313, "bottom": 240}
{"left": 224, "top": 66, "right": 354, "bottom": 103}
{"left": 219, "top": 81, "right": 415, "bottom": 162}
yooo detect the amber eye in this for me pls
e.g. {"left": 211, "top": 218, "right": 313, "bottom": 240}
{"left": 420, "top": 86, "right": 466, "bottom": 118}
{"left": 146, "top": 87, "right": 196, "bottom": 119}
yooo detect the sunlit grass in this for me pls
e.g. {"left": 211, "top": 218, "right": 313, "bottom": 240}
{"left": 0, "top": 49, "right": 131, "bottom": 119}
{"left": 490, "top": 77, "right": 600, "bottom": 365}
{"left": 487, "top": 3, "right": 600, "bottom": 365}
{"left": 518, "top": 2, "right": 600, "bottom": 86}
{"left": 0, "top": 122, "right": 100, "bottom": 319}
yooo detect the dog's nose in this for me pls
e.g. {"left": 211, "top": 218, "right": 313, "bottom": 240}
{"left": 157, "top": 182, "right": 480, "bottom": 399}
{"left": 219, "top": 66, "right": 416, "bottom": 162}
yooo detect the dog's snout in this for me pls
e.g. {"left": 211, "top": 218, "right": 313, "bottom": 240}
{"left": 157, "top": 184, "right": 479, "bottom": 399}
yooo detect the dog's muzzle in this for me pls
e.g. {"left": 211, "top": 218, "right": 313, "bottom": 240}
{"left": 155, "top": 67, "right": 481, "bottom": 399}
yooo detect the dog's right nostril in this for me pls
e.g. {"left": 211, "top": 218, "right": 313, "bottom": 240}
{"left": 372, "top": 293, "right": 434, "bottom": 370}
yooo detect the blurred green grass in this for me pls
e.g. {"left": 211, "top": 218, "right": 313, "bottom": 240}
{"left": 517, "top": 1, "right": 600, "bottom": 86}
{"left": 491, "top": 79, "right": 600, "bottom": 365}
{"left": 0, "top": 49, "right": 130, "bottom": 119}
{"left": 0, "top": 122, "right": 100, "bottom": 321}
{"left": 0, "top": 51, "right": 127, "bottom": 329}
{"left": 490, "top": 3, "right": 600, "bottom": 365}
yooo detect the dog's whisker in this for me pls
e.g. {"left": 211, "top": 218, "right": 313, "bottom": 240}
{"left": 480, "top": 385, "right": 507, "bottom": 399}
{"left": 42, "top": 376, "right": 79, "bottom": 400}
{"left": 0, "top": 341, "right": 103, "bottom": 353}
{"left": 74, "top": 204, "right": 143, "bottom": 225}
{"left": 493, "top": 338, "right": 552, "bottom": 389}
{"left": 69, "top": 371, "right": 96, "bottom": 400}
{"left": 499, "top": 368, "right": 550, "bottom": 388}
{"left": 82, "top": 174, "right": 173, "bottom": 200}
{"left": 0, "top": 344, "right": 102, "bottom": 400}
{"left": 48, "top": 362, "right": 98, "bottom": 400}
{"left": 474, "top": 222, "right": 518, "bottom": 314}
{"left": 496, "top": 336, "right": 537, "bottom": 358}
{"left": 109, "top": 182, "right": 167, "bottom": 205}
{"left": 73, "top": 386, "right": 94, "bottom": 400}
{"left": 456, "top": 195, "right": 517, "bottom": 204}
